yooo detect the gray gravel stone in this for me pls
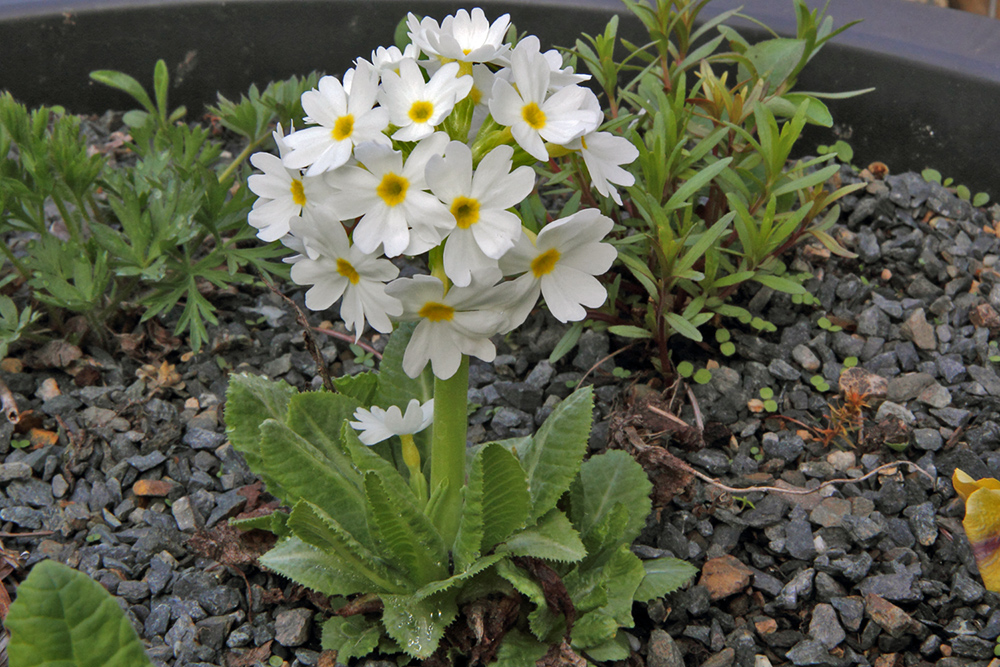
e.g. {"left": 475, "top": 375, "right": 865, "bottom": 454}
{"left": 275, "top": 607, "right": 313, "bottom": 647}
{"left": 808, "top": 603, "right": 845, "bottom": 649}
{"left": 646, "top": 629, "right": 685, "bottom": 667}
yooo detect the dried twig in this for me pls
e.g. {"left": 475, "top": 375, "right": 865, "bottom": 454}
{"left": 0, "top": 376, "right": 17, "bottom": 424}
{"left": 639, "top": 405, "right": 934, "bottom": 496}
{"left": 261, "top": 276, "right": 335, "bottom": 391}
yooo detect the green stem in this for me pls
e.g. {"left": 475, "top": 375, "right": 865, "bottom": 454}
{"left": 430, "top": 355, "right": 469, "bottom": 546}
{"left": 219, "top": 135, "right": 265, "bottom": 183}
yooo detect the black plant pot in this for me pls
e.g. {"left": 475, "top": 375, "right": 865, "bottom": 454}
{"left": 1, "top": 0, "right": 998, "bottom": 197}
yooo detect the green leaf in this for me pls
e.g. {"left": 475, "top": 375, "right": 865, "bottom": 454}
{"left": 285, "top": 390, "right": 363, "bottom": 476}
{"left": 663, "top": 312, "right": 703, "bottom": 342}
{"left": 662, "top": 157, "right": 733, "bottom": 212}
{"left": 284, "top": 501, "right": 404, "bottom": 594}
{"left": 633, "top": 557, "right": 699, "bottom": 601}
{"left": 224, "top": 373, "right": 297, "bottom": 470}
{"left": 974, "top": 192, "right": 990, "bottom": 207}
{"left": 744, "top": 38, "right": 806, "bottom": 89}
{"left": 7, "top": 560, "right": 154, "bottom": 667}
{"left": 608, "top": 325, "right": 652, "bottom": 339}
{"left": 498, "top": 508, "right": 587, "bottom": 562}
{"left": 259, "top": 536, "right": 381, "bottom": 597}
{"left": 376, "top": 322, "right": 433, "bottom": 412}
{"left": 413, "top": 554, "right": 504, "bottom": 601}
{"left": 515, "top": 387, "right": 593, "bottom": 523}
{"left": 229, "top": 509, "right": 290, "bottom": 537}
{"left": 478, "top": 443, "right": 530, "bottom": 552}
{"left": 549, "top": 321, "right": 584, "bottom": 364}
{"left": 321, "top": 615, "right": 383, "bottom": 660}
{"left": 493, "top": 628, "right": 549, "bottom": 667}
{"left": 259, "top": 420, "right": 371, "bottom": 544}
{"left": 584, "top": 632, "right": 632, "bottom": 661}
{"left": 89, "top": 69, "right": 156, "bottom": 115}
{"left": 364, "top": 472, "right": 449, "bottom": 585}
{"left": 569, "top": 450, "right": 652, "bottom": 549}
{"left": 381, "top": 592, "right": 458, "bottom": 659}
{"left": 753, "top": 274, "right": 806, "bottom": 294}
{"left": 333, "top": 371, "right": 378, "bottom": 404}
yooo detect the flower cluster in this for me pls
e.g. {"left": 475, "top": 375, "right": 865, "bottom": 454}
{"left": 247, "top": 8, "right": 636, "bottom": 379}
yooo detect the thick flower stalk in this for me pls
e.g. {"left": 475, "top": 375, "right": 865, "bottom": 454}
{"left": 953, "top": 468, "right": 1000, "bottom": 592}
{"left": 245, "top": 8, "right": 634, "bottom": 545}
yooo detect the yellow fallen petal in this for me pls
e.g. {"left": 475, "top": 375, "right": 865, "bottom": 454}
{"left": 953, "top": 468, "right": 1000, "bottom": 502}
{"left": 963, "top": 487, "right": 1000, "bottom": 593}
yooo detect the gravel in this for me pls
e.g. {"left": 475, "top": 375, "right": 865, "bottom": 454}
{"left": 3, "top": 160, "right": 1000, "bottom": 667}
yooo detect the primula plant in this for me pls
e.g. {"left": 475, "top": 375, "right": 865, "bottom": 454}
{"left": 225, "top": 8, "right": 697, "bottom": 665}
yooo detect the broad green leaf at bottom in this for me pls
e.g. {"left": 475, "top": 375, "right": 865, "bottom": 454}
{"left": 7, "top": 560, "right": 154, "bottom": 667}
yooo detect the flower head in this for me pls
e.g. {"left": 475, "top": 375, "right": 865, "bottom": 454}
{"left": 488, "top": 38, "right": 602, "bottom": 161}
{"left": 500, "top": 209, "right": 617, "bottom": 326}
{"left": 328, "top": 133, "right": 451, "bottom": 257}
{"left": 425, "top": 142, "right": 535, "bottom": 286}
{"left": 407, "top": 9, "right": 511, "bottom": 65}
{"left": 288, "top": 208, "right": 403, "bottom": 339}
{"left": 953, "top": 469, "right": 1000, "bottom": 592}
{"left": 386, "top": 273, "right": 508, "bottom": 378}
{"left": 379, "top": 60, "right": 473, "bottom": 141}
{"left": 565, "top": 130, "right": 639, "bottom": 205}
{"left": 282, "top": 62, "right": 390, "bottom": 175}
{"left": 350, "top": 398, "right": 434, "bottom": 446}
{"left": 247, "top": 125, "right": 335, "bottom": 241}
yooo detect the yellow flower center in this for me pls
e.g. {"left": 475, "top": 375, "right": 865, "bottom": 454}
{"left": 336, "top": 258, "right": 360, "bottom": 284}
{"left": 418, "top": 301, "right": 455, "bottom": 322}
{"left": 376, "top": 173, "right": 409, "bottom": 207}
{"left": 450, "top": 196, "right": 480, "bottom": 229}
{"left": 408, "top": 100, "right": 434, "bottom": 124}
{"left": 332, "top": 115, "right": 354, "bottom": 141}
{"left": 289, "top": 179, "right": 306, "bottom": 206}
{"left": 531, "top": 248, "right": 561, "bottom": 277}
{"left": 521, "top": 102, "right": 546, "bottom": 130}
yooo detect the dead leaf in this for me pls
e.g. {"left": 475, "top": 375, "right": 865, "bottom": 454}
{"left": 537, "top": 640, "right": 586, "bottom": 667}
{"left": 187, "top": 523, "right": 276, "bottom": 567}
{"left": 24, "top": 340, "right": 82, "bottom": 369}
{"left": 511, "top": 557, "right": 575, "bottom": 636}
{"left": 136, "top": 360, "right": 186, "bottom": 394}
{"left": 225, "top": 639, "right": 272, "bottom": 667}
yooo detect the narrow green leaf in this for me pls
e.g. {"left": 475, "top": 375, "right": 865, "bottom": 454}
{"left": 772, "top": 162, "right": 839, "bottom": 196}
{"left": 549, "top": 320, "right": 584, "bottom": 364}
{"left": 229, "top": 509, "right": 290, "bottom": 537}
{"left": 633, "top": 557, "right": 699, "bottom": 601}
{"left": 498, "top": 508, "right": 587, "bottom": 562}
{"left": 663, "top": 312, "right": 703, "bottom": 342}
{"left": 7, "top": 560, "right": 154, "bottom": 667}
{"left": 753, "top": 274, "right": 806, "bottom": 294}
{"left": 285, "top": 391, "right": 363, "bottom": 478}
{"left": 673, "top": 211, "right": 736, "bottom": 276}
{"left": 479, "top": 443, "right": 530, "bottom": 552}
{"left": 662, "top": 157, "right": 733, "bottom": 212}
{"left": 89, "top": 69, "right": 156, "bottom": 115}
{"left": 608, "top": 325, "right": 653, "bottom": 339}
{"left": 515, "top": 387, "right": 593, "bottom": 523}
{"left": 152, "top": 59, "right": 169, "bottom": 121}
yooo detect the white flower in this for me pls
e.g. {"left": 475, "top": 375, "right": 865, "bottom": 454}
{"left": 566, "top": 131, "right": 639, "bottom": 205}
{"left": 505, "top": 36, "right": 589, "bottom": 91}
{"left": 499, "top": 209, "right": 617, "bottom": 324}
{"left": 407, "top": 9, "right": 511, "bottom": 65}
{"left": 328, "top": 133, "right": 451, "bottom": 257}
{"left": 282, "top": 62, "right": 390, "bottom": 175}
{"left": 288, "top": 208, "right": 403, "bottom": 339}
{"left": 247, "top": 125, "right": 334, "bottom": 242}
{"left": 368, "top": 43, "right": 421, "bottom": 77}
{"left": 386, "top": 273, "right": 508, "bottom": 378}
{"left": 488, "top": 39, "right": 602, "bottom": 161}
{"left": 350, "top": 398, "right": 434, "bottom": 446}
{"left": 425, "top": 142, "right": 535, "bottom": 286}
{"left": 379, "top": 60, "right": 473, "bottom": 141}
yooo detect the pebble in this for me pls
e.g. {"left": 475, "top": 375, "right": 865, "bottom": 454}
{"left": 808, "top": 603, "right": 845, "bottom": 649}
{"left": 698, "top": 556, "right": 754, "bottom": 601}
{"left": 275, "top": 607, "right": 314, "bottom": 647}
{"left": 646, "top": 629, "right": 685, "bottom": 667}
